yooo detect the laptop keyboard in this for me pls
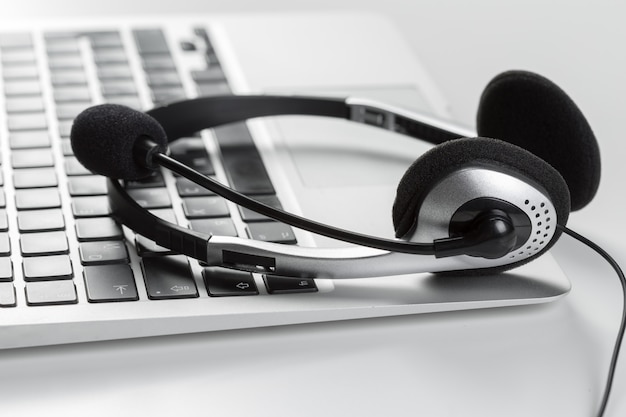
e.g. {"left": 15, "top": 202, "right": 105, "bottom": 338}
{"left": 0, "top": 26, "right": 316, "bottom": 312}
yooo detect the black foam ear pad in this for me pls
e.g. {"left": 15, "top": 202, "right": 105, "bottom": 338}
{"left": 477, "top": 70, "right": 600, "bottom": 211}
{"left": 392, "top": 137, "right": 571, "bottom": 241}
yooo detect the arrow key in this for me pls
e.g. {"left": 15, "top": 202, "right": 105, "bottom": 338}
{"left": 83, "top": 264, "right": 138, "bottom": 302}
{"left": 203, "top": 267, "right": 258, "bottom": 297}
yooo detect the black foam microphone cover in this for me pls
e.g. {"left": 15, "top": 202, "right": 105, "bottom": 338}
{"left": 477, "top": 70, "right": 600, "bottom": 211}
{"left": 70, "top": 103, "right": 168, "bottom": 180}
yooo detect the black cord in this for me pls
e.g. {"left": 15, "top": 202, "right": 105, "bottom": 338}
{"left": 557, "top": 225, "right": 626, "bottom": 417}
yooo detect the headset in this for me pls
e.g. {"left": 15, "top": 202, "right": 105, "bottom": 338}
{"left": 70, "top": 70, "right": 600, "bottom": 279}
{"left": 70, "top": 70, "right": 625, "bottom": 416}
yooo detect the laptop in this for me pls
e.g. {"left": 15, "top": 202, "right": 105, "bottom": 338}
{"left": 0, "top": 12, "right": 570, "bottom": 349}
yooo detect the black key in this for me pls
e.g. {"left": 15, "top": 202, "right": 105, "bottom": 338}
{"left": 141, "top": 255, "right": 198, "bottom": 299}
{"left": 25, "top": 280, "right": 77, "bottom": 305}
{"left": 146, "top": 72, "right": 182, "bottom": 87}
{"left": 68, "top": 175, "right": 108, "bottom": 196}
{"left": 50, "top": 70, "right": 87, "bottom": 86}
{"left": 7, "top": 113, "right": 47, "bottom": 131}
{"left": 47, "top": 55, "right": 83, "bottom": 70}
{"left": 0, "top": 32, "right": 33, "bottom": 49}
{"left": 196, "top": 82, "right": 231, "bottom": 96}
{"left": 239, "top": 195, "right": 283, "bottom": 222}
{"left": 17, "top": 209, "right": 65, "bottom": 232}
{"left": 136, "top": 235, "right": 176, "bottom": 257}
{"left": 97, "top": 64, "right": 133, "bottom": 80}
{"left": 213, "top": 123, "right": 274, "bottom": 195}
{"left": 53, "top": 86, "right": 90, "bottom": 102}
{"left": 203, "top": 267, "right": 258, "bottom": 297}
{"left": 175, "top": 177, "right": 216, "bottom": 197}
{"left": 247, "top": 222, "right": 297, "bottom": 244}
{"left": 169, "top": 138, "right": 214, "bottom": 176}
{"left": 0, "top": 258, "right": 13, "bottom": 282}
{"left": 124, "top": 171, "right": 164, "bottom": 189}
{"left": 133, "top": 29, "right": 170, "bottom": 54}
{"left": 0, "top": 210, "right": 7, "bottom": 231}
{"left": 23, "top": 255, "right": 73, "bottom": 281}
{"left": 83, "top": 264, "right": 138, "bottom": 302}
{"left": 15, "top": 188, "right": 61, "bottom": 210}
{"left": 5, "top": 97, "right": 45, "bottom": 113}
{"left": 20, "top": 231, "right": 68, "bottom": 256}
{"left": 93, "top": 49, "right": 128, "bottom": 64}
{"left": 141, "top": 55, "right": 176, "bottom": 71}
{"left": 189, "top": 218, "right": 237, "bottom": 237}
{"left": 182, "top": 196, "right": 229, "bottom": 218}
{"left": 75, "top": 218, "right": 123, "bottom": 241}
{"left": 264, "top": 275, "right": 317, "bottom": 294}
{"left": 13, "top": 167, "right": 58, "bottom": 188}
{"left": 71, "top": 196, "right": 111, "bottom": 217}
{"left": 79, "top": 240, "right": 129, "bottom": 265}
{"left": 101, "top": 80, "right": 137, "bottom": 96}
{"left": 0, "top": 234, "right": 10, "bottom": 256}
{"left": 89, "top": 32, "right": 123, "bottom": 48}
{"left": 56, "top": 102, "right": 90, "bottom": 120}
{"left": 191, "top": 67, "right": 225, "bottom": 83}
{"left": 2, "top": 65, "right": 38, "bottom": 80}
{"left": 10, "top": 130, "right": 51, "bottom": 149}
{"left": 1, "top": 49, "right": 36, "bottom": 65}
{"left": 4, "top": 80, "right": 41, "bottom": 96}
{"left": 11, "top": 148, "right": 54, "bottom": 168}
{"left": 64, "top": 156, "right": 92, "bottom": 175}
{"left": 0, "top": 282, "right": 16, "bottom": 307}
{"left": 127, "top": 188, "right": 171, "bottom": 209}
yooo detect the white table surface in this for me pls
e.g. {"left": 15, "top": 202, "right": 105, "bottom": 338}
{"left": 1, "top": 2, "right": 625, "bottom": 416}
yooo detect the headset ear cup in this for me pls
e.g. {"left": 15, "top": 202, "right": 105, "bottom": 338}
{"left": 392, "top": 137, "right": 571, "bottom": 241}
{"left": 477, "top": 70, "right": 600, "bottom": 211}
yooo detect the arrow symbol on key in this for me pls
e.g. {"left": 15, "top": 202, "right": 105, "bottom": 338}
{"left": 113, "top": 285, "right": 128, "bottom": 295}
{"left": 236, "top": 282, "right": 250, "bottom": 290}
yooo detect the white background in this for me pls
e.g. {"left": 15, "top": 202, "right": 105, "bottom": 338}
{"left": 1, "top": 1, "right": 625, "bottom": 417}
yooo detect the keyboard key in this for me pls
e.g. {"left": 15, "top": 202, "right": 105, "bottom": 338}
{"left": 20, "top": 231, "right": 68, "bottom": 256}
{"left": 2, "top": 65, "right": 38, "bottom": 80}
{"left": 182, "top": 196, "right": 230, "bottom": 218}
{"left": 15, "top": 188, "right": 61, "bottom": 210}
{"left": 247, "top": 222, "right": 297, "bottom": 244}
{"left": 196, "top": 82, "right": 231, "bottom": 96}
{"left": 75, "top": 218, "right": 123, "bottom": 241}
{"left": 133, "top": 29, "right": 170, "bottom": 54}
{"left": 141, "top": 55, "right": 176, "bottom": 71}
{"left": 0, "top": 258, "right": 13, "bottom": 282}
{"left": 83, "top": 264, "right": 138, "bottom": 302}
{"left": 9, "top": 130, "right": 51, "bottom": 149}
{"left": 0, "top": 210, "right": 7, "bottom": 231}
{"left": 89, "top": 32, "right": 123, "bottom": 48}
{"left": 238, "top": 195, "right": 283, "bottom": 222}
{"left": 71, "top": 196, "right": 111, "bottom": 217}
{"left": 25, "top": 280, "right": 77, "bottom": 305}
{"left": 23, "top": 255, "right": 73, "bottom": 281}
{"left": 169, "top": 138, "right": 214, "bottom": 176}
{"left": 124, "top": 171, "right": 164, "bottom": 189}
{"left": 0, "top": 282, "right": 16, "bottom": 307}
{"left": 93, "top": 48, "right": 128, "bottom": 64}
{"left": 5, "top": 97, "right": 45, "bottom": 113}
{"left": 53, "top": 86, "right": 90, "bottom": 102}
{"left": 3, "top": 80, "right": 41, "bottom": 96}
{"left": 191, "top": 67, "right": 225, "bottom": 83}
{"left": 79, "top": 240, "right": 128, "bottom": 265}
{"left": 264, "top": 275, "right": 317, "bottom": 294}
{"left": 11, "top": 148, "right": 54, "bottom": 168}
{"left": 17, "top": 209, "right": 65, "bottom": 232}
{"left": 47, "top": 55, "right": 83, "bottom": 69}
{"left": 203, "top": 267, "right": 258, "bottom": 297}
{"left": 142, "top": 255, "right": 198, "bottom": 299}
{"left": 0, "top": 32, "right": 32, "bottom": 49}
{"left": 1, "top": 49, "right": 36, "bottom": 65}
{"left": 56, "top": 102, "right": 90, "bottom": 120}
{"left": 13, "top": 167, "right": 58, "bottom": 188}
{"left": 0, "top": 234, "right": 10, "bottom": 256}
{"left": 136, "top": 235, "right": 176, "bottom": 257}
{"left": 189, "top": 218, "right": 237, "bottom": 237}
{"left": 50, "top": 70, "right": 87, "bottom": 86}
{"left": 101, "top": 80, "right": 137, "bottom": 96}
{"left": 68, "top": 175, "right": 108, "bottom": 196}
{"left": 146, "top": 72, "right": 182, "bottom": 87}
{"left": 127, "top": 188, "right": 171, "bottom": 209}
{"left": 97, "top": 64, "right": 133, "bottom": 80}
{"left": 175, "top": 177, "right": 216, "bottom": 197}
{"left": 64, "top": 156, "right": 92, "bottom": 175}
{"left": 7, "top": 113, "right": 47, "bottom": 131}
